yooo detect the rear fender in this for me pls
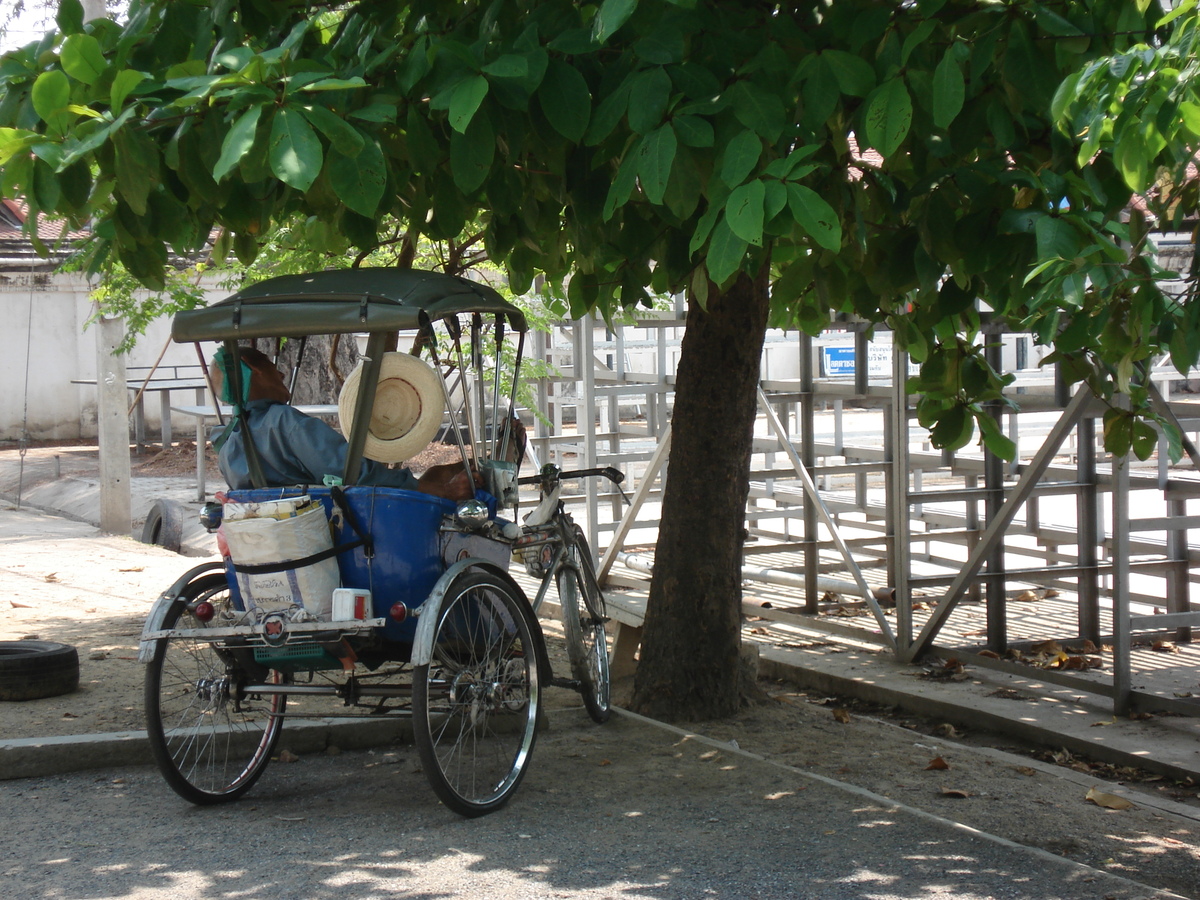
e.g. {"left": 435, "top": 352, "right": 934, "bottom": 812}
{"left": 410, "top": 558, "right": 550, "bottom": 686}
{"left": 137, "top": 562, "right": 226, "bottom": 663}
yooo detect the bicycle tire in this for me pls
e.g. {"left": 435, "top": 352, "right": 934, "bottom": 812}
{"left": 412, "top": 570, "right": 542, "bottom": 817}
{"left": 557, "top": 527, "right": 611, "bottom": 723}
{"left": 144, "top": 573, "right": 285, "bottom": 805}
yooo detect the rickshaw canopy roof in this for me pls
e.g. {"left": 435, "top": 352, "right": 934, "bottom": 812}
{"left": 172, "top": 269, "right": 526, "bottom": 342}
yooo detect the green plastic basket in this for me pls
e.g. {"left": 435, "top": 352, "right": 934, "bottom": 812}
{"left": 254, "top": 643, "right": 341, "bottom": 670}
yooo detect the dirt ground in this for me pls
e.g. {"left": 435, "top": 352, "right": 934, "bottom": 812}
{"left": 0, "top": 516, "right": 1198, "bottom": 899}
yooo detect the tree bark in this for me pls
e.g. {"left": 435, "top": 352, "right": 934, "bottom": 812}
{"left": 630, "top": 262, "right": 771, "bottom": 721}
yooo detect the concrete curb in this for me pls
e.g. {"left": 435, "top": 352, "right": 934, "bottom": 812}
{"left": 1, "top": 717, "right": 412, "bottom": 781}
{"left": 757, "top": 644, "right": 1200, "bottom": 783}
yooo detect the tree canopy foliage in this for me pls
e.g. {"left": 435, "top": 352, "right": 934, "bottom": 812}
{"left": 0, "top": 0, "right": 1187, "bottom": 717}
{"left": 0, "top": 0, "right": 1177, "bottom": 458}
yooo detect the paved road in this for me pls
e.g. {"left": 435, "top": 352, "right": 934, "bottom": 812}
{"left": 0, "top": 711, "right": 1177, "bottom": 900}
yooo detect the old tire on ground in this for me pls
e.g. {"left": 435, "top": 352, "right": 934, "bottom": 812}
{"left": 141, "top": 499, "right": 185, "bottom": 553}
{"left": 0, "top": 641, "right": 80, "bottom": 701}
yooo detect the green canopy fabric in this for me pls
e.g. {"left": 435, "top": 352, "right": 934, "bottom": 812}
{"left": 172, "top": 269, "right": 526, "bottom": 342}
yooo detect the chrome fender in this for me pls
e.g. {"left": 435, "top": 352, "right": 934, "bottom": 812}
{"left": 137, "top": 562, "right": 226, "bottom": 663}
{"left": 410, "top": 558, "right": 546, "bottom": 678}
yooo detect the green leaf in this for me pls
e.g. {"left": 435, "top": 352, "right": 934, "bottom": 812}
{"left": 978, "top": 413, "right": 1017, "bottom": 460}
{"left": 483, "top": 54, "right": 528, "bottom": 78}
{"left": 822, "top": 50, "right": 875, "bottom": 98}
{"left": 671, "top": 115, "right": 713, "bottom": 147}
{"left": 349, "top": 104, "right": 397, "bottom": 123}
{"left": 637, "top": 124, "right": 677, "bottom": 205}
{"left": 448, "top": 74, "right": 489, "bottom": 133}
{"left": 302, "top": 105, "right": 365, "bottom": 157}
{"left": 900, "top": 20, "right": 937, "bottom": 66}
{"left": 786, "top": 184, "right": 841, "bottom": 252}
{"left": 294, "top": 77, "right": 368, "bottom": 93}
{"left": 214, "top": 104, "right": 263, "bottom": 181}
{"left": 1114, "top": 130, "right": 1150, "bottom": 192}
{"left": 865, "top": 78, "right": 913, "bottom": 158}
{"left": 538, "top": 60, "right": 591, "bottom": 142}
{"left": 1034, "top": 4, "right": 1084, "bottom": 36}
{"left": 1103, "top": 409, "right": 1133, "bottom": 458}
{"left": 450, "top": 110, "right": 494, "bottom": 194}
{"left": 627, "top": 67, "right": 671, "bottom": 134}
{"left": 585, "top": 79, "right": 632, "bottom": 145}
{"left": 113, "top": 128, "right": 156, "bottom": 216}
{"left": 329, "top": 139, "right": 385, "bottom": 217}
{"left": 602, "top": 140, "right": 641, "bottom": 220}
{"left": 593, "top": 0, "right": 639, "bottom": 43}
{"left": 725, "top": 179, "right": 765, "bottom": 246}
{"left": 1179, "top": 101, "right": 1200, "bottom": 138}
{"left": 932, "top": 49, "right": 964, "bottom": 129}
{"left": 1130, "top": 419, "right": 1158, "bottom": 461}
{"left": 32, "top": 71, "right": 72, "bottom": 135}
{"left": 930, "top": 405, "right": 973, "bottom": 451}
{"left": 269, "top": 106, "right": 323, "bottom": 192}
{"left": 719, "top": 129, "right": 761, "bottom": 188}
{"left": 110, "top": 70, "right": 145, "bottom": 111}
{"left": 706, "top": 216, "right": 748, "bottom": 285}
{"left": 1159, "top": 0, "right": 1196, "bottom": 27}
{"left": 406, "top": 105, "right": 440, "bottom": 173}
{"left": 56, "top": 0, "right": 84, "bottom": 35}
{"left": 728, "top": 80, "right": 785, "bottom": 141}
{"left": 1034, "top": 215, "right": 1079, "bottom": 261}
{"left": 60, "top": 34, "right": 107, "bottom": 86}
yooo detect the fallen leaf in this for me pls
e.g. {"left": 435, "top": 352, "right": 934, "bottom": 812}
{"left": 61, "top": 712, "right": 78, "bottom": 719}
{"left": 118, "top": 566, "right": 145, "bottom": 573}
{"left": 977, "top": 649, "right": 1001, "bottom": 659}
{"left": 1086, "top": 786, "right": 1134, "bottom": 810}
{"left": 9, "top": 600, "right": 32, "bottom": 609}
{"left": 832, "top": 708, "right": 851, "bottom": 724}
{"left": 1031, "top": 640, "right": 1061, "bottom": 655}
{"left": 1014, "top": 766, "right": 1037, "bottom": 776}
{"left": 1091, "top": 717, "right": 1117, "bottom": 727}
{"left": 940, "top": 787, "right": 970, "bottom": 798}
{"left": 1151, "top": 641, "right": 1179, "bottom": 653}
{"left": 1042, "top": 588, "right": 1060, "bottom": 598}
{"left": 933, "top": 723, "right": 961, "bottom": 738}
{"left": 925, "top": 757, "right": 950, "bottom": 771}
{"left": 1014, "top": 590, "right": 1039, "bottom": 602}
{"left": 43, "top": 573, "right": 59, "bottom": 583}
{"left": 1128, "top": 711, "right": 1153, "bottom": 721}
{"left": 277, "top": 749, "right": 300, "bottom": 763}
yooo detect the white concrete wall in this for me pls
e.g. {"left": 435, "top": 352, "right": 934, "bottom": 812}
{"left": 0, "top": 268, "right": 223, "bottom": 441}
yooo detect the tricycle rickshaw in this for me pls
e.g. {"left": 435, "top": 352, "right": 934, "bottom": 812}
{"left": 137, "top": 269, "right": 620, "bottom": 817}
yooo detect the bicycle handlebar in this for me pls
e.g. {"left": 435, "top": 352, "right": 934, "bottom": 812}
{"left": 517, "top": 465, "right": 624, "bottom": 487}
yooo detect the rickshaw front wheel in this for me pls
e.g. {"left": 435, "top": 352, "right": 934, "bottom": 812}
{"left": 144, "top": 573, "right": 285, "bottom": 805}
{"left": 412, "top": 570, "right": 542, "bottom": 817}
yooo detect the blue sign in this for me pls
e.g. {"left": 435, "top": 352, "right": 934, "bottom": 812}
{"left": 822, "top": 346, "right": 857, "bottom": 376}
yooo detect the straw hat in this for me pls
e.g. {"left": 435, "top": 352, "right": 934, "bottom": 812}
{"left": 338, "top": 352, "right": 443, "bottom": 463}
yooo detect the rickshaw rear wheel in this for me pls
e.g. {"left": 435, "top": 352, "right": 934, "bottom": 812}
{"left": 557, "top": 529, "right": 611, "bottom": 723}
{"left": 144, "top": 573, "right": 285, "bottom": 805}
{"left": 412, "top": 570, "right": 542, "bottom": 817}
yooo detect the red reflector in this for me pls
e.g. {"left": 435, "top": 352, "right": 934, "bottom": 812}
{"left": 389, "top": 602, "right": 408, "bottom": 623}
{"left": 194, "top": 601, "right": 215, "bottom": 623}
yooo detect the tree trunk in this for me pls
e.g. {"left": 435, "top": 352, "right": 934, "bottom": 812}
{"left": 630, "top": 263, "right": 771, "bottom": 721}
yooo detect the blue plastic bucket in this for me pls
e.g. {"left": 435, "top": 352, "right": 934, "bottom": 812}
{"left": 225, "top": 486, "right": 456, "bottom": 642}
